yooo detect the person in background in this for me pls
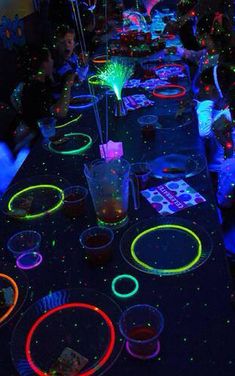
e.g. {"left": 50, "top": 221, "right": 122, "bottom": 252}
{"left": 164, "top": 0, "right": 201, "bottom": 51}
{"left": 53, "top": 25, "right": 89, "bottom": 89}
{"left": 195, "top": 47, "right": 235, "bottom": 173}
{"left": 21, "top": 45, "right": 75, "bottom": 133}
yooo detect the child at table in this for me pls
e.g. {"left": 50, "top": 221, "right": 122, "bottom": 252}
{"left": 53, "top": 25, "right": 89, "bottom": 88}
{"left": 195, "top": 47, "right": 235, "bottom": 172}
{"left": 21, "top": 45, "right": 75, "bottom": 133}
{"left": 166, "top": 12, "right": 233, "bottom": 87}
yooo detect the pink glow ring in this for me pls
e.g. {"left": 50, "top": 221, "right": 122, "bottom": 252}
{"left": 126, "top": 339, "right": 160, "bottom": 360}
{"left": 16, "top": 252, "right": 43, "bottom": 270}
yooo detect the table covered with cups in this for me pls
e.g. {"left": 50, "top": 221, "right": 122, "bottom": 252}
{"left": 1, "top": 29, "right": 235, "bottom": 376}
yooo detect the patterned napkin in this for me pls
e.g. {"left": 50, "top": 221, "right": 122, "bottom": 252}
{"left": 123, "top": 94, "right": 154, "bottom": 111}
{"left": 141, "top": 179, "right": 206, "bottom": 215}
{"left": 124, "top": 79, "right": 141, "bottom": 88}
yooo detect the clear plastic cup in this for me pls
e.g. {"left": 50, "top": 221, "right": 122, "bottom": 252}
{"left": 63, "top": 186, "right": 88, "bottom": 218}
{"left": 38, "top": 117, "right": 56, "bottom": 139}
{"left": 7, "top": 230, "right": 41, "bottom": 258}
{"left": 119, "top": 304, "right": 164, "bottom": 359}
{"left": 131, "top": 162, "right": 152, "bottom": 190}
{"left": 79, "top": 226, "right": 114, "bottom": 266}
{"left": 137, "top": 115, "right": 158, "bottom": 140}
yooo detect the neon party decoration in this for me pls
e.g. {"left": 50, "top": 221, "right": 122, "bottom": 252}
{"left": 55, "top": 114, "right": 82, "bottom": 129}
{"left": 112, "top": 274, "right": 139, "bottom": 298}
{"left": 16, "top": 252, "right": 43, "bottom": 270}
{"left": 69, "top": 95, "right": 98, "bottom": 110}
{"left": 97, "top": 62, "right": 133, "bottom": 100}
{"left": 0, "top": 273, "right": 19, "bottom": 324}
{"left": 130, "top": 224, "right": 202, "bottom": 273}
{"left": 88, "top": 75, "right": 104, "bottom": 86}
{"left": 48, "top": 132, "right": 92, "bottom": 155}
{"left": 92, "top": 55, "right": 110, "bottom": 64}
{"left": 7, "top": 184, "right": 64, "bottom": 220}
{"left": 126, "top": 338, "right": 160, "bottom": 360}
{"left": 25, "top": 303, "right": 115, "bottom": 376}
{"left": 153, "top": 84, "right": 186, "bottom": 98}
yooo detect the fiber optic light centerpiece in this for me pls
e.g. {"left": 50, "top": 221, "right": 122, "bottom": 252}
{"left": 11, "top": 289, "right": 123, "bottom": 376}
{"left": 0, "top": 265, "right": 28, "bottom": 328}
{"left": 97, "top": 62, "right": 133, "bottom": 117}
{"left": 120, "top": 217, "right": 212, "bottom": 276}
{"left": 1, "top": 175, "right": 69, "bottom": 220}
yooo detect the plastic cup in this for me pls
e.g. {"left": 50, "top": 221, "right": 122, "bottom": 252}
{"left": 137, "top": 115, "right": 158, "bottom": 140}
{"left": 7, "top": 230, "right": 41, "bottom": 258}
{"left": 79, "top": 226, "right": 114, "bottom": 266}
{"left": 38, "top": 117, "right": 56, "bottom": 139}
{"left": 131, "top": 162, "right": 152, "bottom": 190}
{"left": 63, "top": 186, "right": 88, "bottom": 218}
{"left": 119, "top": 304, "right": 164, "bottom": 360}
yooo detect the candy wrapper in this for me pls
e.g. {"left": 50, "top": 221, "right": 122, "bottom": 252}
{"left": 141, "top": 179, "right": 206, "bottom": 215}
{"left": 50, "top": 347, "right": 88, "bottom": 375}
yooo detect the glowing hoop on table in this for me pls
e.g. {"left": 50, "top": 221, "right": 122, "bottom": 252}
{"left": 25, "top": 303, "right": 116, "bottom": 376}
{"left": 0, "top": 273, "right": 19, "bottom": 324}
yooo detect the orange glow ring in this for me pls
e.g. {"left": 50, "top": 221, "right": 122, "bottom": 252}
{"left": 0, "top": 273, "right": 19, "bottom": 324}
{"left": 92, "top": 55, "right": 110, "bottom": 64}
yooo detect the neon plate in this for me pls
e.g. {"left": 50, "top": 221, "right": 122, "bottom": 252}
{"left": 1, "top": 175, "right": 69, "bottom": 220}
{"left": 153, "top": 84, "right": 186, "bottom": 98}
{"left": 11, "top": 288, "right": 123, "bottom": 376}
{"left": 120, "top": 217, "right": 212, "bottom": 276}
{"left": 146, "top": 153, "right": 206, "bottom": 179}
{"left": 69, "top": 95, "right": 99, "bottom": 111}
{"left": 0, "top": 264, "right": 28, "bottom": 328}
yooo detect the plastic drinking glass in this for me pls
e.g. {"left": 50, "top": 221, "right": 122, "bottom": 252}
{"left": 119, "top": 304, "right": 164, "bottom": 359}
{"left": 63, "top": 186, "right": 88, "bottom": 218}
{"left": 79, "top": 226, "right": 114, "bottom": 265}
{"left": 131, "top": 162, "right": 152, "bottom": 190}
{"left": 7, "top": 230, "right": 41, "bottom": 258}
{"left": 38, "top": 117, "right": 56, "bottom": 139}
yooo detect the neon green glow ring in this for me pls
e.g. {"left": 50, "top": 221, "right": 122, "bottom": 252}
{"left": 130, "top": 224, "right": 202, "bottom": 273}
{"left": 98, "top": 216, "right": 128, "bottom": 228}
{"left": 88, "top": 75, "right": 105, "bottom": 86}
{"left": 55, "top": 114, "right": 82, "bottom": 129}
{"left": 8, "top": 185, "right": 64, "bottom": 220}
{"left": 48, "top": 132, "right": 92, "bottom": 155}
{"left": 112, "top": 274, "right": 139, "bottom": 298}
